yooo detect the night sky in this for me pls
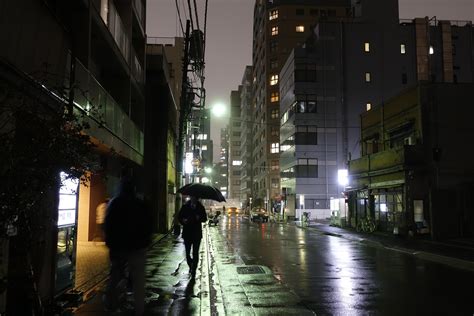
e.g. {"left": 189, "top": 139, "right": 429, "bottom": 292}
{"left": 146, "top": 0, "right": 474, "bottom": 162}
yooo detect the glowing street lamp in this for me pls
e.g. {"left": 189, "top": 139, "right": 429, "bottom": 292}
{"left": 211, "top": 102, "right": 226, "bottom": 117}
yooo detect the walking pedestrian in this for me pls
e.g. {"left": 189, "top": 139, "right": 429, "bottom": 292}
{"left": 104, "top": 177, "right": 152, "bottom": 315}
{"left": 178, "top": 196, "right": 207, "bottom": 277}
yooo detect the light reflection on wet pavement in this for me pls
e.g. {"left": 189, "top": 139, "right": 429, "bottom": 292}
{"left": 217, "top": 215, "right": 474, "bottom": 315}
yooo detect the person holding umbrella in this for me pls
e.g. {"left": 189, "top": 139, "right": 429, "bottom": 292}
{"left": 177, "top": 195, "right": 207, "bottom": 277}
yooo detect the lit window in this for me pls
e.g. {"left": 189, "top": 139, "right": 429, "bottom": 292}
{"left": 197, "top": 134, "right": 208, "bottom": 140}
{"left": 270, "top": 92, "right": 279, "bottom": 102}
{"left": 269, "top": 10, "right": 278, "bottom": 20}
{"left": 366, "top": 103, "right": 372, "bottom": 111}
{"left": 201, "top": 145, "right": 208, "bottom": 150}
{"left": 296, "top": 25, "right": 305, "bottom": 33}
{"left": 365, "top": 72, "right": 371, "bottom": 82}
{"left": 429, "top": 46, "right": 434, "bottom": 55}
{"left": 270, "top": 75, "right": 278, "bottom": 85}
{"left": 271, "top": 26, "right": 279, "bottom": 36}
{"left": 271, "top": 143, "right": 280, "bottom": 153}
{"left": 400, "top": 44, "right": 406, "bottom": 54}
{"left": 364, "top": 42, "right": 370, "bottom": 52}
{"left": 232, "top": 160, "right": 242, "bottom": 166}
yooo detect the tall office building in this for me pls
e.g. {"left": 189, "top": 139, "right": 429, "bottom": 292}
{"left": 251, "top": 0, "right": 350, "bottom": 211}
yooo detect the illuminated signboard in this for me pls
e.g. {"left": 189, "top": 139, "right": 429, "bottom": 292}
{"left": 57, "top": 172, "right": 79, "bottom": 227}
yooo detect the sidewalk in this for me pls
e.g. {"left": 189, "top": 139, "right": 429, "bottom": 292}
{"left": 301, "top": 221, "right": 474, "bottom": 272}
{"left": 72, "top": 226, "right": 317, "bottom": 315}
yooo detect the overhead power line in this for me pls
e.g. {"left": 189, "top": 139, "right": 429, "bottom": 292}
{"left": 175, "top": 0, "right": 185, "bottom": 35}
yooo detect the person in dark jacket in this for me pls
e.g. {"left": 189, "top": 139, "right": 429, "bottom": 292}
{"left": 104, "top": 177, "right": 152, "bottom": 315}
{"left": 178, "top": 196, "right": 207, "bottom": 276}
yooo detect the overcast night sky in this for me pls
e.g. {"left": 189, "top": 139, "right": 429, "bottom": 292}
{"left": 147, "top": 0, "right": 474, "bottom": 162}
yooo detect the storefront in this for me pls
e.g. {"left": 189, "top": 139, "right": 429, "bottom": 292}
{"left": 372, "top": 187, "right": 405, "bottom": 234}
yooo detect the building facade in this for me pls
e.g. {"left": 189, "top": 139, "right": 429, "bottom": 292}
{"left": 185, "top": 108, "right": 214, "bottom": 184}
{"left": 229, "top": 89, "right": 243, "bottom": 200}
{"left": 239, "top": 66, "right": 255, "bottom": 210}
{"left": 251, "top": 0, "right": 350, "bottom": 212}
{"left": 348, "top": 83, "right": 474, "bottom": 239}
{"left": 145, "top": 37, "right": 184, "bottom": 232}
{"left": 278, "top": 0, "right": 474, "bottom": 219}
{"left": 214, "top": 127, "right": 229, "bottom": 198}
{"left": 0, "top": 0, "right": 146, "bottom": 311}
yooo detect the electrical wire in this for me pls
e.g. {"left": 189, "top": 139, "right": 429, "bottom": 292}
{"left": 192, "top": 0, "right": 200, "bottom": 31}
{"left": 175, "top": 0, "right": 185, "bottom": 36}
{"left": 203, "top": 0, "right": 209, "bottom": 58}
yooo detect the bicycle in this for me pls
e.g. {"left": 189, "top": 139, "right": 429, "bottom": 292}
{"left": 301, "top": 212, "right": 310, "bottom": 227}
{"left": 356, "top": 216, "right": 376, "bottom": 233}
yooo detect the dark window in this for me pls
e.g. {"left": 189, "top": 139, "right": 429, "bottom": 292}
{"left": 328, "top": 10, "right": 336, "bottom": 17}
{"left": 295, "top": 126, "right": 318, "bottom": 145}
{"left": 295, "top": 68, "right": 317, "bottom": 82}
{"left": 295, "top": 132, "right": 318, "bottom": 145}
{"left": 402, "top": 73, "right": 407, "bottom": 84}
{"left": 295, "top": 159, "right": 318, "bottom": 178}
{"left": 270, "top": 40, "right": 278, "bottom": 53}
{"left": 296, "top": 9, "right": 304, "bottom": 15}
{"left": 310, "top": 9, "right": 319, "bottom": 16}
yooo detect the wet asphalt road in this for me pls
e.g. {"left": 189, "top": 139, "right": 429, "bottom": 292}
{"left": 217, "top": 215, "right": 474, "bottom": 316}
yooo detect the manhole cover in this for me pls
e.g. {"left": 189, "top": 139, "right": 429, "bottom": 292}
{"left": 236, "top": 266, "right": 265, "bottom": 275}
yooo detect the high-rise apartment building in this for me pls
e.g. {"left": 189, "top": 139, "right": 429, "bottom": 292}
{"left": 251, "top": 0, "right": 350, "bottom": 211}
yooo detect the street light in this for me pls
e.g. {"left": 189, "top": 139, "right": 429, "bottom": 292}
{"left": 211, "top": 102, "right": 226, "bottom": 118}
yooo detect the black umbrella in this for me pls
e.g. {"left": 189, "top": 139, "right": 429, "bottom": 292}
{"left": 177, "top": 183, "right": 226, "bottom": 202}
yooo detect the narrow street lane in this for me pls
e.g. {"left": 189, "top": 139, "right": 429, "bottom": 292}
{"left": 210, "top": 215, "right": 474, "bottom": 315}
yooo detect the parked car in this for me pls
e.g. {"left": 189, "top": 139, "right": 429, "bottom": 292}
{"left": 250, "top": 207, "right": 269, "bottom": 222}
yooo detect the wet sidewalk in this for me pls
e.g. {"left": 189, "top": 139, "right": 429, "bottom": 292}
{"left": 73, "top": 225, "right": 316, "bottom": 315}
{"left": 299, "top": 221, "right": 474, "bottom": 272}
{"left": 74, "top": 233, "right": 204, "bottom": 315}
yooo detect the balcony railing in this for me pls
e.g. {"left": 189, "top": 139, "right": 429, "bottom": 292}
{"left": 74, "top": 59, "right": 144, "bottom": 155}
{"left": 349, "top": 145, "right": 424, "bottom": 175}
